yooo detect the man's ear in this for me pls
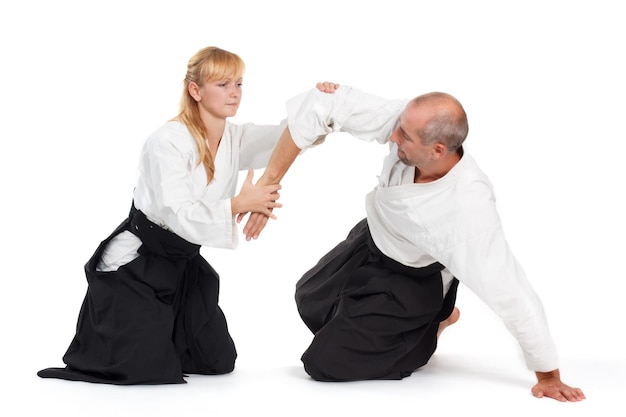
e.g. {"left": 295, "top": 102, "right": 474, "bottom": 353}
{"left": 188, "top": 82, "right": 201, "bottom": 102}
{"left": 432, "top": 143, "right": 448, "bottom": 159}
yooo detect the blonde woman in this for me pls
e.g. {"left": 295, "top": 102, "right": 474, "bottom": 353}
{"left": 38, "top": 47, "right": 287, "bottom": 385}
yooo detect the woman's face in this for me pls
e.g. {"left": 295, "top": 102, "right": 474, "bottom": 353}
{"left": 195, "top": 75, "right": 243, "bottom": 120}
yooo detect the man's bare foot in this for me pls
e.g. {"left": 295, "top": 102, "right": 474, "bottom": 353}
{"left": 437, "top": 307, "right": 460, "bottom": 339}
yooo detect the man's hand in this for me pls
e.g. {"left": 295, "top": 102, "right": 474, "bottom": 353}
{"left": 316, "top": 81, "right": 339, "bottom": 93}
{"left": 531, "top": 369, "right": 586, "bottom": 402}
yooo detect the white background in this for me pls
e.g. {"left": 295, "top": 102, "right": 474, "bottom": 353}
{"left": 1, "top": 1, "right": 624, "bottom": 415}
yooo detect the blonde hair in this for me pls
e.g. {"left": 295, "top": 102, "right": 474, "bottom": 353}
{"left": 173, "top": 46, "right": 245, "bottom": 183}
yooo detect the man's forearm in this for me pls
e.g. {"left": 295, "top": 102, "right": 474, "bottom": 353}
{"left": 258, "top": 127, "right": 302, "bottom": 185}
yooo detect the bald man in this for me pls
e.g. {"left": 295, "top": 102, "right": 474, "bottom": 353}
{"left": 248, "top": 83, "right": 584, "bottom": 402}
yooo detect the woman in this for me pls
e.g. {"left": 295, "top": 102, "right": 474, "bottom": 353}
{"left": 37, "top": 46, "right": 286, "bottom": 385}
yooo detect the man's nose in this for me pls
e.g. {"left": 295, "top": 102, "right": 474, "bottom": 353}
{"left": 389, "top": 128, "right": 401, "bottom": 144}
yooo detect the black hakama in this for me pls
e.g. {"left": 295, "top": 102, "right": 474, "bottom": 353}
{"left": 37, "top": 204, "right": 237, "bottom": 384}
{"left": 295, "top": 218, "right": 458, "bottom": 381}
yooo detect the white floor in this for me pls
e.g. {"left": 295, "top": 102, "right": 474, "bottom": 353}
{"left": 15, "top": 321, "right": 624, "bottom": 417}
{"left": 20, "top": 357, "right": 619, "bottom": 417}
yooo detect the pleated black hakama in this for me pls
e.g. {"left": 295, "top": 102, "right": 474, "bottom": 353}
{"left": 37, "top": 205, "right": 237, "bottom": 384}
{"left": 295, "top": 219, "right": 458, "bottom": 381}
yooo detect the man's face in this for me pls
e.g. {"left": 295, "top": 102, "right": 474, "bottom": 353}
{"left": 389, "top": 102, "right": 435, "bottom": 167}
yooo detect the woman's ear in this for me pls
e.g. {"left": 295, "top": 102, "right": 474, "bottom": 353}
{"left": 188, "top": 82, "right": 201, "bottom": 102}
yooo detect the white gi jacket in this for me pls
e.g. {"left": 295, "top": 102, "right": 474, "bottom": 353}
{"left": 97, "top": 119, "right": 286, "bottom": 270}
{"left": 286, "top": 86, "right": 559, "bottom": 373}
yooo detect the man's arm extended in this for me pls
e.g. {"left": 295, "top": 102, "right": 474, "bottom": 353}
{"left": 239, "top": 127, "right": 303, "bottom": 240}
{"left": 240, "top": 82, "right": 339, "bottom": 240}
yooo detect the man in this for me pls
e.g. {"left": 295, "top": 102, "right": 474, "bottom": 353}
{"left": 246, "top": 82, "right": 585, "bottom": 402}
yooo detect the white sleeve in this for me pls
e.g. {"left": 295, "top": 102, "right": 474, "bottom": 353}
{"left": 236, "top": 119, "right": 288, "bottom": 169}
{"left": 443, "top": 201, "right": 559, "bottom": 372}
{"left": 286, "top": 86, "right": 407, "bottom": 149}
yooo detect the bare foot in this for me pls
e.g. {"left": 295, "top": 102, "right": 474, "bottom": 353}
{"left": 437, "top": 307, "right": 460, "bottom": 339}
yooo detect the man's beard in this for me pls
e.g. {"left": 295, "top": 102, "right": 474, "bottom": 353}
{"left": 397, "top": 149, "right": 412, "bottom": 166}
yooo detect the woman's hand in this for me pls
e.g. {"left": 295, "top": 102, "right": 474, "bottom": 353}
{"left": 231, "top": 169, "right": 282, "bottom": 219}
{"left": 240, "top": 212, "right": 270, "bottom": 241}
